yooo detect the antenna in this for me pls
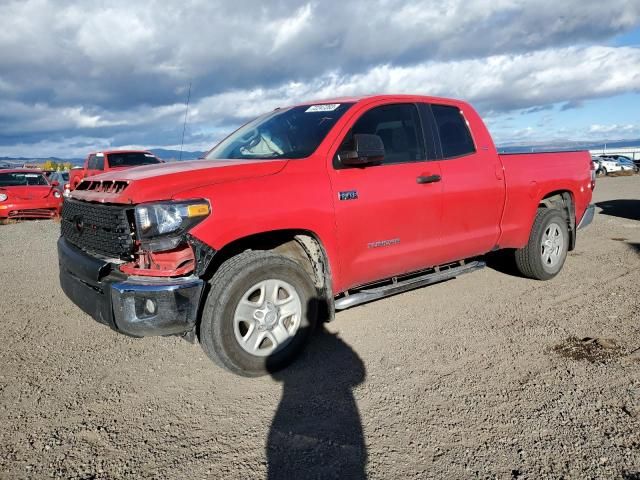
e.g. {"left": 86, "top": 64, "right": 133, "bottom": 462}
{"left": 179, "top": 82, "right": 192, "bottom": 161}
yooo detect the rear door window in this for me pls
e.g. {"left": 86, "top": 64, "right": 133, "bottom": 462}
{"left": 431, "top": 104, "right": 476, "bottom": 159}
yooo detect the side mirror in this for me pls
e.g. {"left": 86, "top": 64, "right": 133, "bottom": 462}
{"left": 51, "top": 181, "right": 59, "bottom": 187}
{"left": 338, "top": 134, "right": 385, "bottom": 166}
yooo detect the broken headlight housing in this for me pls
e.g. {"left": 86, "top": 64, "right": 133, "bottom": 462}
{"left": 134, "top": 200, "right": 210, "bottom": 251}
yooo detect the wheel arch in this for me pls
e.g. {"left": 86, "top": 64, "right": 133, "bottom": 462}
{"left": 537, "top": 190, "right": 576, "bottom": 251}
{"left": 200, "top": 229, "right": 335, "bottom": 322}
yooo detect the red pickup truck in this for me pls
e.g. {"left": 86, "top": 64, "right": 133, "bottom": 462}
{"left": 69, "top": 150, "right": 162, "bottom": 190}
{"left": 58, "top": 94, "right": 595, "bottom": 376}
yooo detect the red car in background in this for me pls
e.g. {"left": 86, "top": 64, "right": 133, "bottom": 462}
{"left": 0, "top": 169, "right": 63, "bottom": 223}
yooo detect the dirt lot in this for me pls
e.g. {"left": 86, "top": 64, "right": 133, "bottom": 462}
{"left": 1, "top": 176, "right": 639, "bottom": 479}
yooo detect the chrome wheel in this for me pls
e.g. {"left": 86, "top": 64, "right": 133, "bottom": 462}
{"left": 233, "top": 279, "right": 302, "bottom": 357}
{"left": 540, "top": 222, "right": 564, "bottom": 269}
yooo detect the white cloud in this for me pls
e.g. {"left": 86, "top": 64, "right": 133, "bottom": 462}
{"left": 187, "top": 45, "right": 640, "bottom": 122}
{"left": 270, "top": 4, "right": 313, "bottom": 52}
{"left": 589, "top": 124, "right": 638, "bottom": 135}
{"left": 0, "top": 0, "right": 639, "bottom": 154}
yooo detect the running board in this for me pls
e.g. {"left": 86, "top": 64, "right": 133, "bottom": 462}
{"left": 334, "top": 260, "right": 485, "bottom": 310}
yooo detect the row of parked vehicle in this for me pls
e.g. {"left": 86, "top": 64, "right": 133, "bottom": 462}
{"left": 592, "top": 154, "right": 640, "bottom": 175}
{"left": 0, "top": 150, "right": 162, "bottom": 223}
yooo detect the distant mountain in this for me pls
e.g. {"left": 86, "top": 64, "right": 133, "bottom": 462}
{"left": 0, "top": 149, "right": 206, "bottom": 166}
{"left": 497, "top": 138, "right": 640, "bottom": 153}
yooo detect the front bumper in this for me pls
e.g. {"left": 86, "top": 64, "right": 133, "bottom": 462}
{"left": 58, "top": 237, "right": 204, "bottom": 337}
{"left": 578, "top": 204, "right": 595, "bottom": 230}
{"left": 0, "top": 198, "right": 62, "bottom": 219}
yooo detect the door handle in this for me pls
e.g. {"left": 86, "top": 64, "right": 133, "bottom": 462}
{"left": 416, "top": 174, "right": 441, "bottom": 184}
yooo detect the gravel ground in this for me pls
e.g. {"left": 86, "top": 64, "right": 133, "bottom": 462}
{"left": 0, "top": 176, "right": 639, "bottom": 480}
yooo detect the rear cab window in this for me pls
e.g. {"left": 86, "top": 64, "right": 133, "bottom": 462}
{"left": 107, "top": 152, "right": 162, "bottom": 167}
{"left": 431, "top": 104, "right": 476, "bottom": 159}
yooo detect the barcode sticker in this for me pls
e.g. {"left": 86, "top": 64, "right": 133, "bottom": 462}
{"left": 305, "top": 104, "right": 340, "bottom": 112}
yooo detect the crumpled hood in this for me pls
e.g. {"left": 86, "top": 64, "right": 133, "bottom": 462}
{"left": 70, "top": 158, "right": 288, "bottom": 204}
{"left": 1, "top": 185, "right": 54, "bottom": 200}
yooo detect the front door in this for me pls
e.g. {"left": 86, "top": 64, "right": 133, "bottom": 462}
{"left": 328, "top": 102, "right": 443, "bottom": 290}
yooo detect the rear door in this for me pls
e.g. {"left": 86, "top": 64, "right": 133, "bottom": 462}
{"left": 328, "top": 102, "right": 443, "bottom": 289}
{"left": 427, "top": 103, "right": 505, "bottom": 261}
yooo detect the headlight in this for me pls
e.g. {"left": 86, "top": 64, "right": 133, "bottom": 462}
{"left": 53, "top": 191, "right": 61, "bottom": 198}
{"left": 134, "top": 200, "right": 210, "bottom": 251}
{"left": 0, "top": 193, "right": 7, "bottom": 202}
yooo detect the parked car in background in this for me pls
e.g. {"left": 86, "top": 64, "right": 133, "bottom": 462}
{"left": 69, "top": 150, "right": 163, "bottom": 189}
{"left": 599, "top": 155, "right": 638, "bottom": 173}
{"left": 49, "top": 171, "right": 71, "bottom": 197}
{"left": 596, "top": 156, "right": 624, "bottom": 175}
{"left": 599, "top": 154, "right": 638, "bottom": 165}
{"left": 0, "top": 169, "right": 63, "bottom": 223}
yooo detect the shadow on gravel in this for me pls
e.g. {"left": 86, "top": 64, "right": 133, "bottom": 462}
{"left": 596, "top": 199, "right": 640, "bottom": 221}
{"left": 623, "top": 472, "right": 640, "bottom": 480}
{"left": 627, "top": 243, "right": 640, "bottom": 257}
{"left": 482, "top": 249, "right": 521, "bottom": 277}
{"left": 267, "top": 306, "right": 367, "bottom": 479}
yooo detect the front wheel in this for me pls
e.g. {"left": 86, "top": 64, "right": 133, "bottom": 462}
{"left": 200, "top": 250, "right": 318, "bottom": 376}
{"left": 515, "top": 208, "right": 569, "bottom": 280}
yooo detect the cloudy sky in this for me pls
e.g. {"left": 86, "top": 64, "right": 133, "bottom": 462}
{"left": 1, "top": 0, "right": 639, "bottom": 158}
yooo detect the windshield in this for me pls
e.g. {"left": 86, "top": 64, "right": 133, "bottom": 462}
{"left": 0, "top": 172, "right": 48, "bottom": 186}
{"left": 206, "top": 103, "right": 354, "bottom": 160}
{"left": 107, "top": 152, "right": 161, "bottom": 167}
{"left": 60, "top": 172, "right": 69, "bottom": 181}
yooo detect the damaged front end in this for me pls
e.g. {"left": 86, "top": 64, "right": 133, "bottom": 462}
{"left": 58, "top": 197, "right": 216, "bottom": 338}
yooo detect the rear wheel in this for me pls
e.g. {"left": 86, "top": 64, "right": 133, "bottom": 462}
{"left": 200, "top": 250, "right": 318, "bottom": 376}
{"left": 515, "top": 208, "right": 569, "bottom": 280}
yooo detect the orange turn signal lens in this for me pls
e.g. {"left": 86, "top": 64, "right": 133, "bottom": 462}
{"left": 187, "top": 203, "right": 210, "bottom": 217}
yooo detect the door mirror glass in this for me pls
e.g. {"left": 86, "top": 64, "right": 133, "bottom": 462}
{"left": 338, "top": 133, "right": 385, "bottom": 166}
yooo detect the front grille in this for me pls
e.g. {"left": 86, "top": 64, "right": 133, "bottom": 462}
{"left": 61, "top": 199, "right": 134, "bottom": 258}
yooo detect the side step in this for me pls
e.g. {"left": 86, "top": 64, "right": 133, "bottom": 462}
{"left": 334, "top": 260, "right": 485, "bottom": 310}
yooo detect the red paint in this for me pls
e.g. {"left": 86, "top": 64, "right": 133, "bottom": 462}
{"left": 0, "top": 169, "right": 63, "bottom": 220}
{"left": 68, "top": 95, "right": 593, "bottom": 293}
{"left": 120, "top": 244, "right": 196, "bottom": 277}
{"left": 69, "top": 150, "right": 163, "bottom": 189}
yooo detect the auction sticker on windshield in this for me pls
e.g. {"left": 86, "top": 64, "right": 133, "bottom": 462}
{"left": 306, "top": 104, "right": 340, "bottom": 112}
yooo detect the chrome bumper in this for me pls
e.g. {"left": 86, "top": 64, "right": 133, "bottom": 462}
{"left": 58, "top": 237, "right": 204, "bottom": 338}
{"left": 111, "top": 277, "right": 204, "bottom": 337}
{"left": 578, "top": 204, "right": 595, "bottom": 230}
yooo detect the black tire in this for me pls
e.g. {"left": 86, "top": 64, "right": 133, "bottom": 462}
{"left": 514, "top": 208, "right": 569, "bottom": 280}
{"left": 200, "top": 250, "right": 318, "bottom": 377}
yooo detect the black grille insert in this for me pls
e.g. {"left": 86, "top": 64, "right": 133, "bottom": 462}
{"left": 61, "top": 199, "right": 134, "bottom": 258}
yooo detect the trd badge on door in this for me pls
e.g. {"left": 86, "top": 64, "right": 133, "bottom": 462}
{"left": 339, "top": 190, "right": 358, "bottom": 201}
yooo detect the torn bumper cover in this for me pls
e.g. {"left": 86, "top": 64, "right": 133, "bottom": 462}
{"left": 58, "top": 237, "right": 204, "bottom": 337}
